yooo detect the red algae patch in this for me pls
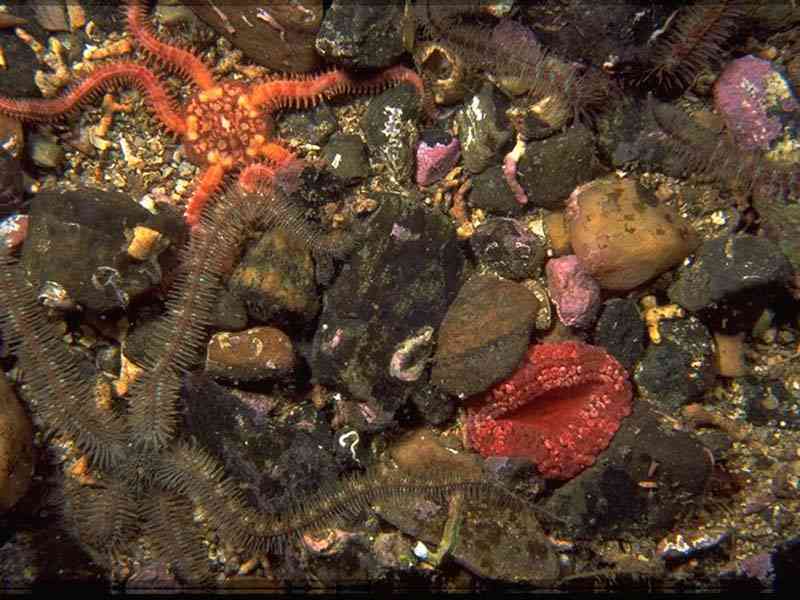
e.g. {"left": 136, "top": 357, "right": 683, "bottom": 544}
{"left": 466, "top": 341, "right": 632, "bottom": 480}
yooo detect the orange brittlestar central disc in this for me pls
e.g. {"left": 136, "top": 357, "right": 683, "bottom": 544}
{"left": 183, "top": 82, "right": 274, "bottom": 168}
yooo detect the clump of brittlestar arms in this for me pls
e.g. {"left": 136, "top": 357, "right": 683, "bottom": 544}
{"left": 0, "top": 0, "right": 427, "bottom": 228}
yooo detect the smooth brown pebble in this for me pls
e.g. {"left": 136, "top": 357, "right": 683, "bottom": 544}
{"left": 565, "top": 176, "right": 699, "bottom": 291}
{"left": 205, "top": 326, "right": 295, "bottom": 382}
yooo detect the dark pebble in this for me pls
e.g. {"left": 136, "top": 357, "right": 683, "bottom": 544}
{"left": 592, "top": 298, "right": 647, "bottom": 372}
{"left": 634, "top": 317, "right": 716, "bottom": 412}
{"left": 741, "top": 377, "right": 797, "bottom": 427}
{"left": 409, "top": 385, "right": 456, "bottom": 426}
{"left": 278, "top": 103, "right": 338, "bottom": 146}
{"left": 544, "top": 401, "right": 712, "bottom": 539}
{"left": 315, "top": 0, "right": 405, "bottom": 69}
{"left": 322, "top": 133, "right": 369, "bottom": 185}
{"left": 469, "top": 218, "right": 544, "bottom": 281}
{"left": 180, "top": 374, "right": 341, "bottom": 513}
{"left": 469, "top": 165, "right": 522, "bottom": 217}
{"left": 595, "top": 96, "right": 683, "bottom": 176}
{"left": 518, "top": 125, "right": 606, "bottom": 210}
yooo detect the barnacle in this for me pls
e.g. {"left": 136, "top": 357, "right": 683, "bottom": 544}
{"left": 414, "top": 41, "right": 468, "bottom": 106}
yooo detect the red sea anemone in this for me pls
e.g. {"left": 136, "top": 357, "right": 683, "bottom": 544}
{"left": 466, "top": 341, "right": 632, "bottom": 480}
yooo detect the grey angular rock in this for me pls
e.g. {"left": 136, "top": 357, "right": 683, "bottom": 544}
{"left": 668, "top": 234, "right": 794, "bottom": 313}
{"left": 456, "top": 83, "right": 512, "bottom": 174}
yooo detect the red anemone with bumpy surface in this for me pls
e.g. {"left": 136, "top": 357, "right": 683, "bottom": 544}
{"left": 466, "top": 341, "right": 632, "bottom": 480}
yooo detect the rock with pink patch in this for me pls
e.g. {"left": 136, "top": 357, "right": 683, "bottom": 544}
{"left": 416, "top": 132, "right": 460, "bottom": 187}
{"left": 714, "top": 55, "right": 800, "bottom": 154}
{"left": 546, "top": 254, "right": 600, "bottom": 328}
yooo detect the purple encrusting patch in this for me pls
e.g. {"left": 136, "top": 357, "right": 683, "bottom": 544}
{"left": 546, "top": 255, "right": 601, "bottom": 328}
{"left": 713, "top": 55, "right": 800, "bottom": 152}
{"left": 416, "top": 137, "right": 460, "bottom": 187}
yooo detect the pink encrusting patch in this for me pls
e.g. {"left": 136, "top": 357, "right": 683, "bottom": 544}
{"left": 466, "top": 341, "right": 632, "bottom": 480}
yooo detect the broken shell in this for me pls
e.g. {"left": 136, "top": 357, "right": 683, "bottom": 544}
{"left": 127, "top": 225, "right": 165, "bottom": 261}
{"left": 414, "top": 41, "right": 467, "bottom": 106}
{"left": 66, "top": 0, "right": 87, "bottom": 31}
{"left": 656, "top": 528, "right": 731, "bottom": 562}
{"left": 38, "top": 281, "right": 77, "bottom": 310}
{"left": 507, "top": 92, "right": 572, "bottom": 141}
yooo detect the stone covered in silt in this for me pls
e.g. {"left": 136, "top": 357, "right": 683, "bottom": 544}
{"left": 566, "top": 176, "right": 699, "bottom": 291}
{"left": 431, "top": 274, "right": 539, "bottom": 397}
{"left": 363, "top": 83, "right": 420, "bottom": 185}
{"left": 229, "top": 229, "right": 320, "bottom": 326}
{"left": 316, "top": 0, "right": 405, "bottom": 69}
{"left": 21, "top": 189, "right": 166, "bottom": 312}
{"left": 311, "top": 193, "right": 464, "bottom": 417}
{"left": 469, "top": 218, "right": 545, "bottom": 280}
{"left": 634, "top": 317, "right": 715, "bottom": 411}
{"left": 189, "top": 0, "right": 322, "bottom": 73}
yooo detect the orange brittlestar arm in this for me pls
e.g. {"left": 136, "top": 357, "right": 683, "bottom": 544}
{"left": 185, "top": 163, "right": 227, "bottom": 227}
{"left": 260, "top": 142, "right": 296, "bottom": 166}
{"left": 126, "top": 0, "right": 216, "bottom": 92}
{"left": 238, "top": 164, "right": 277, "bottom": 193}
{"left": 0, "top": 61, "right": 187, "bottom": 136}
{"left": 245, "top": 66, "right": 427, "bottom": 113}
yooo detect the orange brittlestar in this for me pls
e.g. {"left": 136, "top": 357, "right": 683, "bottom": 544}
{"left": 0, "top": 0, "right": 425, "bottom": 228}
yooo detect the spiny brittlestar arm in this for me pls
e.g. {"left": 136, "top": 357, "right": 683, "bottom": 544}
{"left": 126, "top": 0, "right": 216, "bottom": 92}
{"left": 0, "top": 61, "right": 187, "bottom": 136}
